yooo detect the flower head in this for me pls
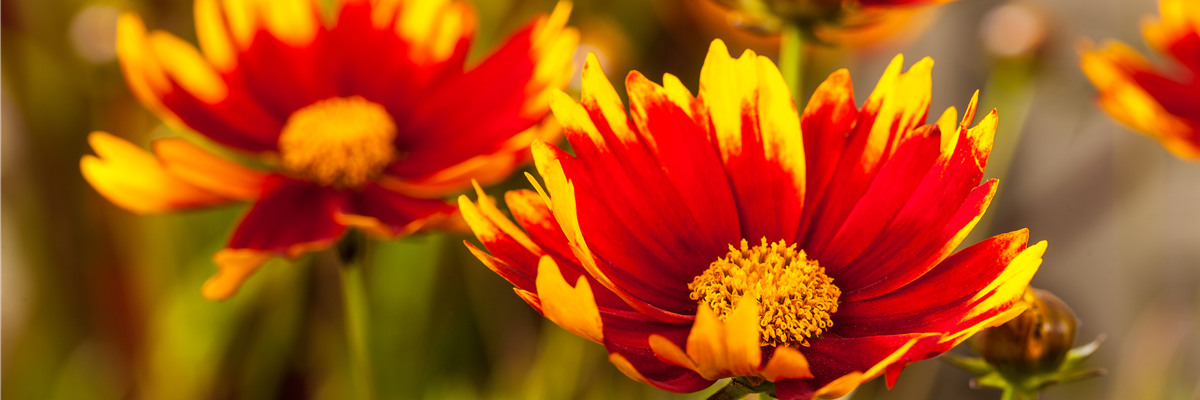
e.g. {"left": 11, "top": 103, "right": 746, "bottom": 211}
{"left": 712, "top": 0, "right": 954, "bottom": 45}
{"left": 462, "top": 39, "right": 1046, "bottom": 398}
{"left": 1081, "top": 0, "right": 1200, "bottom": 160}
{"left": 81, "top": 0, "right": 578, "bottom": 300}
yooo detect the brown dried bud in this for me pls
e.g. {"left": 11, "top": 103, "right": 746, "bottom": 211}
{"left": 972, "top": 287, "right": 1078, "bottom": 378}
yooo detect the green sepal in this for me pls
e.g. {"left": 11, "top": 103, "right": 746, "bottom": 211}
{"left": 944, "top": 336, "right": 1107, "bottom": 399}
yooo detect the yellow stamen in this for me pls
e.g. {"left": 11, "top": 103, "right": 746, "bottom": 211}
{"left": 689, "top": 238, "right": 840, "bottom": 347}
{"left": 278, "top": 96, "right": 397, "bottom": 189}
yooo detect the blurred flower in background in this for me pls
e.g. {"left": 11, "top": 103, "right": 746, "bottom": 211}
{"left": 463, "top": 38, "right": 1047, "bottom": 399}
{"left": 80, "top": 0, "right": 578, "bottom": 300}
{"left": 709, "top": 0, "right": 953, "bottom": 45}
{"left": 1080, "top": 0, "right": 1200, "bottom": 160}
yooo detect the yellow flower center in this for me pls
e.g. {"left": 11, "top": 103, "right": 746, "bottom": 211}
{"left": 689, "top": 238, "right": 840, "bottom": 347}
{"left": 278, "top": 96, "right": 397, "bottom": 189}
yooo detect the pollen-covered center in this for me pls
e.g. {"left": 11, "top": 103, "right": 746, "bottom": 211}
{"left": 689, "top": 238, "right": 841, "bottom": 347}
{"left": 278, "top": 96, "right": 397, "bottom": 189}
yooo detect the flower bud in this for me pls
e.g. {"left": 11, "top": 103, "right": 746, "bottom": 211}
{"left": 972, "top": 287, "right": 1078, "bottom": 378}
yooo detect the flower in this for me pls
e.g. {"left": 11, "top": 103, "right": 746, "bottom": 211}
{"left": 711, "top": 0, "right": 953, "bottom": 45}
{"left": 461, "top": 38, "right": 1046, "bottom": 399}
{"left": 1080, "top": 0, "right": 1200, "bottom": 160}
{"left": 80, "top": 0, "right": 578, "bottom": 300}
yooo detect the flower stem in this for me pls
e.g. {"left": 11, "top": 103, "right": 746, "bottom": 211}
{"left": 779, "top": 22, "right": 805, "bottom": 108}
{"left": 337, "top": 232, "right": 376, "bottom": 400}
{"left": 707, "top": 379, "right": 758, "bottom": 400}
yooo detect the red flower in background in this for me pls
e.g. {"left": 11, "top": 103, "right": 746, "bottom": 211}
{"left": 463, "top": 39, "right": 1045, "bottom": 398}
{"left": 1081, "top": 0, "right": 1200, "bottom": 160}
{"left": 81, "top": 0, "right": 577, "bottom": 300}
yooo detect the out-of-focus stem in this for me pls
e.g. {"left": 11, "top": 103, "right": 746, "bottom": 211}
{"left": 780, "top": 22, "right": 805, "bottom": 108}
{"left": 337, "top": 232, "right": 376, "bottom": 400}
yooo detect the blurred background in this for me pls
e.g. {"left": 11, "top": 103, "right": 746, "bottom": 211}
{"left": 3, "top": 0, "right": 1199, "bottom": 398}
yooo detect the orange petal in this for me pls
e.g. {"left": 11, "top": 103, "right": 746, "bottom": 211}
{"left": 863, "top": 54, "right": 934, "bottom": 168}
{"left": 116, "top": 14, "right": 174, "bottom": 122}
{"left": 525, "top": 1, "right": 578, "bottom": 119}
{"left": 534, "top": 255, "right": 604, "bottom": 344}
{"left": 457, "top": 182, "right": 541, "bottom": 255}
{"left": 147, "top": 30, "right": 228, "bottom": 104}
{"left": 752, "top": 55, "right": 806, "bottom": 203}
{"left": 682, "top": 297, "right": 764, "bottom": 380}
{"left": 194, "top": 0, "right": 236, "bottom": 72}
{"left": 221, "top": 0, "right": 260, "bottom": 49}
{"left": 152, "top": 138, "right": 267, "bottom": 200}
{"left": 397, "top": 0, "right": 476, "bottom": 66}
{"left": 259, "top": 0, "right": 319, "bottom": 47}
{"left": 579, "top": 53, "right": 638, "bottom": 145}
{"left": 203, "top": 248, "right": 273, "bottom": 300}
{"left": 81, "top": 132, "right": 232, "bottom": 214}
{"left": 759, "top": 346, "right": 812, "bottom": 382}
{"left": 698, "top": 39, "right": 761, "bottom": 162}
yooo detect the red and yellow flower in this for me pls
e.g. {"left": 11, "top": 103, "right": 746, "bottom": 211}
{"left": 1081, "top": 0, "right": 1200, "bottom": 159}
{"left": 462, "top": 39, "right": 1045, "bottom": 398}
{"left": 81, "top": 0, "right": 577, "bottom": 300}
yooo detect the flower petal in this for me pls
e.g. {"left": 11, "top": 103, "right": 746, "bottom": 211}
{"left": 698, "top": 39, "right": 806, "bottom": 242}
{"left": 151, "top": 137, "right": 268, "bottom": 200}
{"left": 647, "top": 297, "right": 763, "bottom": 381}
{"left": 227, "top": 176, "right": 347, "bottom": 256}
{"left": 81, "top": 131, "right": 233, "bottom": 214}
{"left": 1080, "top": 40, "right": 1200, "bottom": 159}
{"left": 390, "top": 2, "right": 577, "bottom": 177}
{"left": 379, "top": 118, "right": 559, "bottom": 199}
{"left": 541, "top": 87, "right": 716, "bottom": 319}
{"left": 774, "top": 334, "right": 938, "bottom": 400}
{"left": 338, "top": 183, "right": 453, "bottom": 238}
{"left": 117, "top": 13, "right": 283, "bottom": 152}
{"left": 202, "top": 248, "right": 272, "bottom": 300}
{"left": 798, "top": 69, "right": 858, "bottom": 237}
{"left": 626, "top": 70, "right": 741, "bottom": 257}
{"left": 798, "top": 55, "right": 933, "bottom": 253}
{"left": 535, "top": 255, "right": 604, "bottom": 344}
{"left": 459, "top": 185, "right": 625, "bottom": 310}
{"left": 834, "top": 110, "right": 999, "bottom": 300}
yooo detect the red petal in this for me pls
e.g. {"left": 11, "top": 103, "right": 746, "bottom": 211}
{"left": 341, "top": 184, "right": 453, "bottom": 236}
{"left": 774, "top": 334, "right": 942, "bottom": 400}
{"left": 831, "top": 229, "right": 1028, "bottom": 338}
{"left": 812, "top": 126, "right": 941, "bottom": 273}
{"left": 460, "top": 188, "right": 626, "bottom": 310}
{"left": 228, "top": 176, "right": 347, "bottom": 255}
{"left": 325, "top": 1, "right": 470, "bottom": 116}
{"left": 796, "top": 57, "right": 931, "bottom": 253}
{"left": 545, "top": 60, "right": 733, "bottom": 316}
{"left": 626, "top": 71, "right": 741, "bottom": 260}
{"left": 834, "top": 113, "right": 997, "bottom": 300}
{"left": 602, "top": 312, "right": 713, "bottom": 393}
{"left": 391, "top": 4, "right": 574, "bottom": 177}
{"left": 797, "top": 70, "right": 858, "bottom": 241}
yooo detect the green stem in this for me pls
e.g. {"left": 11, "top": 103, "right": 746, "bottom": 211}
{"left": 707, "top": 379, "right": 758, "bottom": 400}
{"left": 779, "top": 23, "right": 805, "bottom": 108}
{"left": 337, "top": 232, "right": 376, "bottom": 400}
